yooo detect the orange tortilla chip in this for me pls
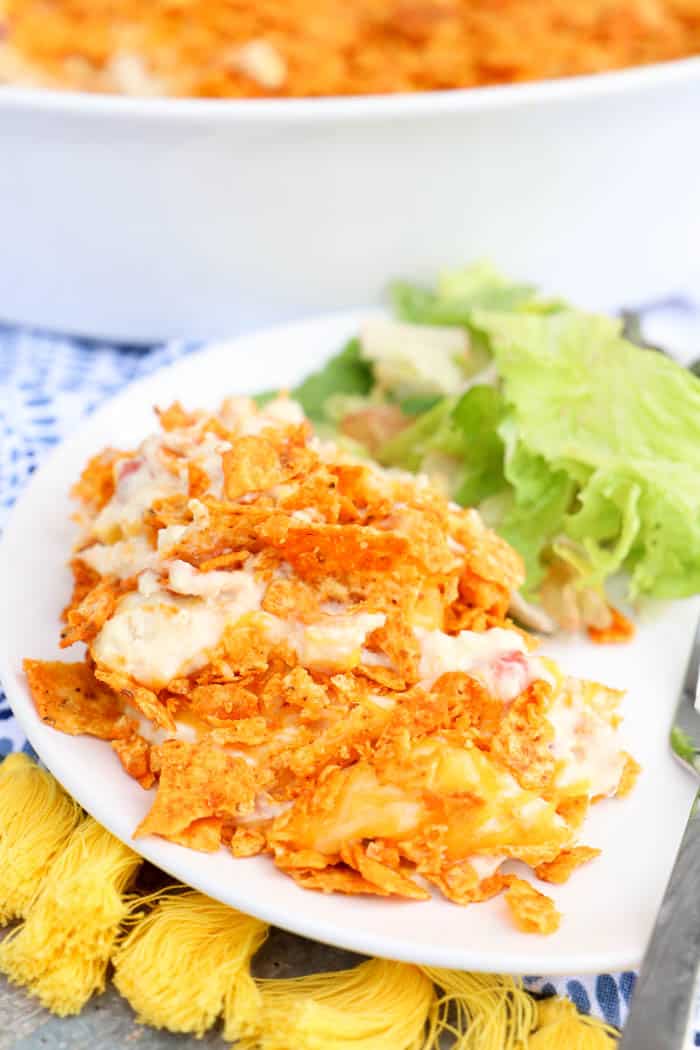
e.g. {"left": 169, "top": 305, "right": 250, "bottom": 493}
{"left": 218, "top": 619, "right": 278, "bottom": 676}
{"left": 222, "top": 436, "right": 284, "bottom": 500}
{"left": 190, "top": 682, "right": 260, "bottom": 722}
{"left": 490, "top": 682, "right": 556, "bottom": 792}
{"left": 556, "top": 795, "right": 590, "bottom": 830}
{"left": 63, "top": 558, "right": 100, "bottom": 622}
{"left": 534, "top": 845, "right": 601, "bottom": 884}
{"left": 340, "top": 842, "right": 429, "bottom": 900}
{"left": 24, "top": 658, "right": 134, "bottom": 740}
{"left": 156, "top": 402, "right": 200, "bottom": 432}
{"left": 135, "top": 739, "right": 258, "bottom": 849}
{"left": 71, "top": 447, "right": 127, "bottom": 511}
{"left": 452, "top": 508, "right": 525, "bottom": 594}
{"left": 426, "top": 864, "right": 507, "bottom": 905}
{"left": 588, "top": 605, "right": 635, "bottom": 645}
{"left": 230, "top": 827, "right": 267, "bottom": 858}
{"left": 95, "top": 667, "right": 176, "bottom": 732}
{"left": 187, "top": 460, "right": 210, "bottom": 499}
{"left": 616, "top": 752, "right": 641, "bottom": 798}
{"left": 504, "top": 876, "right": 560, "bottom": 934}
{"left": 60, "top": 576, "right": 134, "bottom": 648}
{"left": 209, "top": 717, "right": 268, "bottom": 746}
{"left": 271, "top": 523, "right": 410, "bottom": 579}
{"left": 112, "top": 733, "right": 155, "bottom": 789}
{"left": 287, "top": 866, "right": 396, "bottom": 897}
{"left": 173, "top": 816, "right": 226, "bottom": 851}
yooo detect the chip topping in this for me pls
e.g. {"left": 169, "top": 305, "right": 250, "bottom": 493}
{"left": 25, "top": 394, "right": 637, "bottom": 933}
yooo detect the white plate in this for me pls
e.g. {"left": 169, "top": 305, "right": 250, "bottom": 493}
{"left": 0, "top": 309, "right": 697, "bottom": 974}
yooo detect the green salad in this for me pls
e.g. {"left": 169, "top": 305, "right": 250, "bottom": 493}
{"left": 277, "top": 263, "right": 700, "bottom": 632}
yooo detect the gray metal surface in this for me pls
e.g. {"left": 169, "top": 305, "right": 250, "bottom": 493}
{"left": 619, "top": 614, "right": 700, "bottom": 1050}
{"left": 0, "top": 927, "right": 362, "bottom": 1049}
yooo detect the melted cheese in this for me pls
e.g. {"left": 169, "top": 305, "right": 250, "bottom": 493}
{"left": 548, "top": 689, "right": 625, "bottom": 798}
{"left": 275, "top": 612, "right": 386, "bottom": 670}
{"left": 312, "top": 767, "right": 422, "bottom": 854}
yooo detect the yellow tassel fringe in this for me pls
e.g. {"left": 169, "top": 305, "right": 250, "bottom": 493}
{"left": 113, "top": 890, "right": 268, "bottom": 1040}
{"left": 528, "top": 998, "right": 619, "bottom": 1048}
{"left": 423, "top": 968, "right": 538, "bottom": 1050}
{"left": 0, "top": 752, "right": 81, "bottom": 924}
{"left": 0, "top": 755, "right": 620, "bottom": 1046}
{"left": 246, "top": 958, "right": 435, "bottom": 1050}
{"left": 0, "top": 816, "right": 142, "bottom": 1014}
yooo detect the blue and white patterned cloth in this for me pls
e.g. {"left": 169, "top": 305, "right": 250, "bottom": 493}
{"left": 1, "top": 307, "right": 699, "bottom": 1035}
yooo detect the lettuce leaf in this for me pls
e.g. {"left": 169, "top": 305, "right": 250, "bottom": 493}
{"left": 391, "top": 261, "right": 563, "bottom": 329}
{"left": 380, "top": 386, "right": 508, "bottom": 508}
{"left": 291, "top": 338, "right": 373, "bottom": 421}
{"left": 475, "top": 309, "right": 700, "bottom": 597}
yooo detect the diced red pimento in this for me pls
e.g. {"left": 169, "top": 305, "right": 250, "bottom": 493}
{"left": 117, "top": 459, "right": 142, "bottom": 482}
{"left": 488, "top": 650, "right": 532, "bottom": 702}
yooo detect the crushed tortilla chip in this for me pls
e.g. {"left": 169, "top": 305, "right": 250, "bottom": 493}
{"left": 135, "top": 740, "right": 259, "bottom": 850}
{"left": 534, "top": 846, "right": 601, "bottom": 884}
{"left": 340, "top": 842, "right": 430, "bottom": 900}
{"left": 588, "top": 605, "right": 636, "bottom": 644}
{"left": 230, "top": 826, "right": 267, "bottom": 858}
{"left": 25, "top": 393, "right": 637, "bottom": 933}
{"left": 61, "top": 577, "right": 134, "bottom": 648}
{"left": 504, "top": 877, "right": 561, "bottom": 935}
{"left": 71, "top": 448, "right": 127, "bottom": 511}
{"left": 287, "top": 866, "right": 397, "bottom": 897}
{"left": 616, "top": 752, "right": 642, "bottom": 798}
{"left": 23, "top": 659, "right": 134, "bottom": 740}
{"left": 95, "top": 668, "right": 176, "bottom": 732}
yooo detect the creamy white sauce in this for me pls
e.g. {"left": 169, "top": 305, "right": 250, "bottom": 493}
{"left": 138, "top": 570, "right": 162, "bottom": 597}
{"left": 167, "top": 560, "right": 265, "bottom": 605}
{"left": 92, "top": 562, "right": 265, "bottom": 688}
{"left": 547, "top": 688, "right": 625, "bottom": 798}
{"left": 219, "top": 395, "right": 306, "bottom": 436}
{"left": 79, "top": 535, "right": 159, "bottom": 578}
{"left": 157, "top": 524, "right": 188, "bottom": 553}
{"left": 92, "top": 591, "right": 227, "bottom": 688}
{"left": 92, "top": 437, "right": 186, "bottom": 540}
{"left": 469, "top": 854, "right": 505, "bottom": 880}
{"left": 361, "top": 648, "right": 392, "bottom": 668}
{"left": 237, "top": 795, "right": 294, "bottom": 825}
{"left": 416, "top": 626, "right": 545, "bottom": 701}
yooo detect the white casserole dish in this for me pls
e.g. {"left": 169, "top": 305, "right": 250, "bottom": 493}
{"left": 1, "top": 59, "right": 699, "bottom": 342}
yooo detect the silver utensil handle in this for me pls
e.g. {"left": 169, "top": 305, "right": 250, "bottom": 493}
{"left": 619, "top": 789, "right": 700, "bottom": 1050}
